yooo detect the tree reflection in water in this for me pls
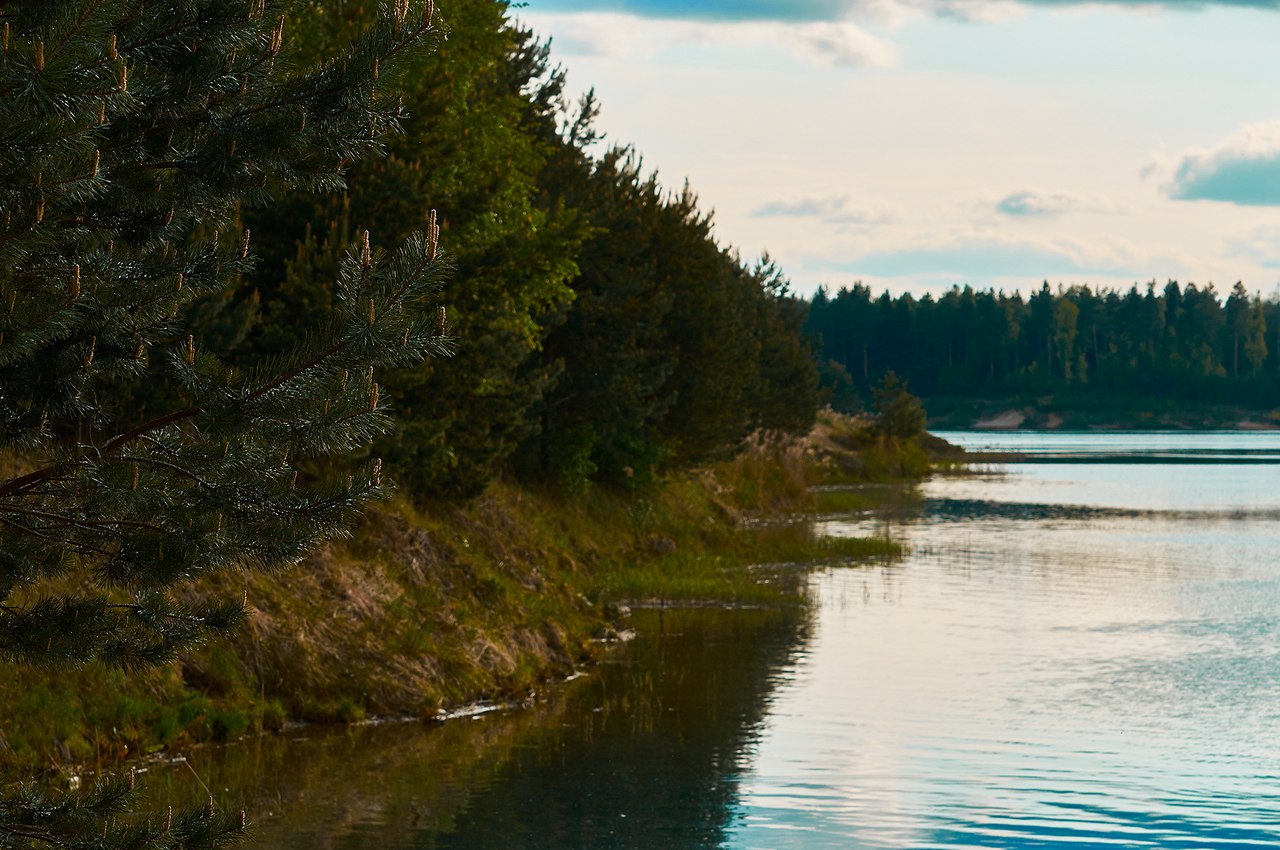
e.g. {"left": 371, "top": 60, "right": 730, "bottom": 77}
{"left": 140, "top": 604, "right": 813, "bottom": 850}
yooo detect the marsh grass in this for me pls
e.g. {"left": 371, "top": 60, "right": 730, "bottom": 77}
{"left": 811, "top": 488, "right": 884, "bottom": 514}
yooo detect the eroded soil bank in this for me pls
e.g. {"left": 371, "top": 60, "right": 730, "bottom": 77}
{"left": 0, "top": 413, "right": 934, "bottom": 779}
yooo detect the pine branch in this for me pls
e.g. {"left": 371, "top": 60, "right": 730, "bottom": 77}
{"left": 0, "top": 466, "right": 69, "bottom": 500}
{"left": 45, "top": 0, "right": 107, "bottom": 62}
{"left": 99, "top": 405, "right": 204, "bottom": 455}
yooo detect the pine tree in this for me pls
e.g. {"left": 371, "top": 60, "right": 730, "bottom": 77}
{"left": 1, "top": 1, "right": 446, "bottom": 845}
{"left": 1244, "top": 294, "right": 1269, "bottom": 375}
{"left": 871, "top": 371, "right": 925, "bottom": 440}
{"left": 529, "top": 147, "right": 680, "bottom": 489}
{"left": 240, "top": 0, "right": 583, "bottom": 498}
{"left": 744, "top": 254, "right": 820, "bottom": 435}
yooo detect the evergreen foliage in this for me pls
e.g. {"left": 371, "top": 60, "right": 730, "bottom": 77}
{"left": 528, "top": 146, "right": 822, "bottom": 489}
{"left": 240, "top": 0, "right": 583, "bottom": 497}
{"left": 871, "top": 371, "right": 926, "bottom": 440}
{"left": 1, "top": 0, "right": 445, "bottom": 844}
{"left": 745, "top": 255, "right": 823, "bottom": 435}
{"left": 238, "top": 0, "right": 822, "bottom": 496}
{"left": 526, "top": 147, "right": 679, "bottom": 488}
{"left": 807, "top": 281, "right": 1280, "bottom": 410}
{"left": 1, "top": 771, "right": 244, "bottom": 849}
{"left": 649, "top": 184, "right": 766, "bottom": 467}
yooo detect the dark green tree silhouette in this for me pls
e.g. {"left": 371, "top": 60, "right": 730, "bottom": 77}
{"left": 240, "top": 0, "right": 583, "bottom": 498}
{"left": 1225, "top": 281, "right": 1252, "bottom": 376}
{"left": 527, "top": 147, "right": 679, "bottom": 489}
{"left": 807, "top": 279, "right": 1280, "bottom": 413}
{"left": 744, "top": 254, "right": 821, "bottom": 435}
{"left": 1244, "top": 293, "right": 1269, "bottom": 375}
{"left": 0, "top": 0, "right": 445, "bottom": 845}
{"left": 871, "top": 371, "right": 926, "bottom": 440}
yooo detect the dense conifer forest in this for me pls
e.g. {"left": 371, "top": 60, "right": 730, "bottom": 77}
{"left": 0, "top": 0, "right": 822, "bottom": 844}
{"left": 806, "top": 281, "right": 1280, "bottom": 417}
{"left": 225, "top": 0, "right": 822, "bottom": 496}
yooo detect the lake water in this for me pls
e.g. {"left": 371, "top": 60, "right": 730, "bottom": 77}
{"left": 150, "top": 431, "right": 1280, "bottom": 848}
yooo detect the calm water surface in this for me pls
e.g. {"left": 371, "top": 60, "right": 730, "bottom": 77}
{"left": 153, "top": 431, "right": 1280, "bottom": 848}
{"left": 729, "top": 432, "right": 1280, "bottom": 848}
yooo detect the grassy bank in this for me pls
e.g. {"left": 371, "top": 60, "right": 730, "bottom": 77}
{"left": 0, "top": 413, "right": 931, "bottom": 776}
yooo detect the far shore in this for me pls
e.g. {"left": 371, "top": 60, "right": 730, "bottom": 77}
{"left": 926, "top": 401, "right": 1280, "bottom": 432}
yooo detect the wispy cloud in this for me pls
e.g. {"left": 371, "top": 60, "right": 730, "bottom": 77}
{"left": 1163, "top": 121, "right": 1280, "bottom": 206}
{"left": 526, "top": 12, "right": 897, "bottom": 67}
{"left": 996, "top": 188, "right": 1121, "bottom": 217}
{"left": 753, "top": 194, "right": 893, "bottom": 224}
{"left": 833, "top": 233, "right": 1177, "bottom": 280}
{"left": 534, "top": 0, "right": 1280, "bottom": 24}
{"left": 848, "top": 241, "right": 1095, "bottom": 278}
{"left": 529, "top": 0, "right": 859, "bottom": 23}
{"left": 787, "top": 22, "right": 901, "bottom": 66}
{"left": 1226, "top": 224, "right": 1280, "bottom": 269}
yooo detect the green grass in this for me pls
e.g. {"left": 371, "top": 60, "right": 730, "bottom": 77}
{"left": 587, "top": 531, "right": 902, "bottom": 605}
{"left": 811, "top": 488, "right": 882, "bottom": 514}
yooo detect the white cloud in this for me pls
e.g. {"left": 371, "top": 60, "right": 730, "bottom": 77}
{"left": 787, "top": 22, "right": 900, "bottom": 67}
{"left": 753, "top": 193, "right": 894, "bottom": 224}
{"left": 925, "top": 0, "right": 1025, "bottom": 22}
{"left": 524, "top": 0, "right": 1213, "bottom": 29}
{"left": 815, "top": 226, "right": 1197, "bottom": 283}
{"left": 521, "top": 12, "right": 898, "bottom": 68}
{"left": 533, "top": 0, "right": 1280, "bottom": 23}
{"left": 996, "top": 188, "right": 1122, "bottom": 217}
{"left": 525, "top": 13, "right": 664, "bottom": 59}
{"left": 1163, "top": 120, "right": 1280, "bottom": 205}
{"left": 1227, "top": 224, "right": 1280, "bottom": 269}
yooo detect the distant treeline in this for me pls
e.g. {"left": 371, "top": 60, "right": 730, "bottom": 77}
{"left": 805, "top": 281, "right": 1280, "bottom": 409}
{"left": 188, "top": 0, "right": 819, "bottom": 496}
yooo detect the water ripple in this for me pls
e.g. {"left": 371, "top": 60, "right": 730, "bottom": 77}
{"left": 725, "top": 445, "right": 1280, "bottom": 849}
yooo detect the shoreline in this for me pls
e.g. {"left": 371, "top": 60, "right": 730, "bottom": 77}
{"left": 929, "top": 402, "right": 1280, "bottom": 432}
{"left": 0, "top": 413, "right": 926, "bottom": 780}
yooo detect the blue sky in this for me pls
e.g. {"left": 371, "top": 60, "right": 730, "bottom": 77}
{"left": 520, "top": 0, "right": 1280, "bottom": 297}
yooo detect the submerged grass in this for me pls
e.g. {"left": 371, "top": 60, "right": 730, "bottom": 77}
{"left": 0, "top": 412, "right": 939, "bottom": 776}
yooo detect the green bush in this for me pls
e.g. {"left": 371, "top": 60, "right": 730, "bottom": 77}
{"left": 872, "top": 371, "right": 926, "bottom": 439}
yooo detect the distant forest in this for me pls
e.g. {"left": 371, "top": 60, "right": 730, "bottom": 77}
{"left": 805, "top": 281, "right": 1280, "bottom": 411}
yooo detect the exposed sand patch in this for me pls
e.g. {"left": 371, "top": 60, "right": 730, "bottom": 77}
{"left": 974, "top": 410, "right": 1026, "bottom": 430}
